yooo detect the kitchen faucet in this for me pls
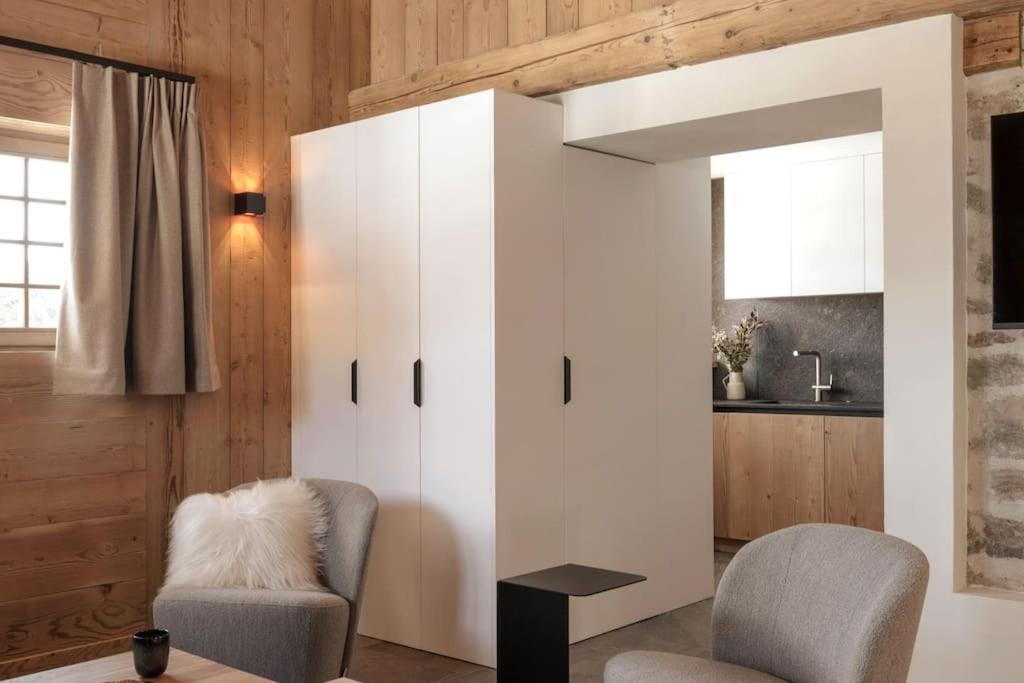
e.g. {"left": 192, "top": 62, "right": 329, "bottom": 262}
{"left": 792, "top": 350, "right": 833, "bottom": 402}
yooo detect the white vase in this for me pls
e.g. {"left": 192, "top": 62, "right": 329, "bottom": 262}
{"left": 722, "top": 371, "right": 746, "bottom": 400}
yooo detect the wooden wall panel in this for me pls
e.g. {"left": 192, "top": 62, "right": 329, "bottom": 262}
{"left": 229, "top": 0, "right": 266, "bottom": 488}
{"left": 350, "top": 0, "right": 373, "bottom": 90}
{"left": 0, "top": 581, "right": 146, "bottom": 665}
{"left": 354, "top": 0, "right": 1024, "bottom": 117}
{"left": 465, "top": 0, "right": 508, "bottom": 57}
{"left": 579, "top": 0, "right": 629, "bottom": 27}
{"left": 263, "top": 0, "right": 317, "bottom": 479}
{"left": 0, "top": 0, "right": 346, "bottom": 674}
{"left": 181, "top": 0, "right": 233, "bottom": 501}
{"left": 0, "top": 0, "right": 148, "bottom": 62}
{"left": 0, "top": 418, "right": 145, "bottom": 482}
{"left": 0, "top": 49, "right": 71, "bottom": 126}
{"left": 371, "top": 0, "right": 405, "bottom": 82}
{"left": 964, "top": 11, "right": 1021, "bottom": 74}
{"left": 547, "top": 0, "right": 579, "bottom": 34}
{"left": 509, "top": 0, "right": 546, "bottom": 46}
{"left": 406, "top": 0, "right": 439, "bottom": 73}
{"left": 438, "top": 0, "right": 465, "bottom": 64}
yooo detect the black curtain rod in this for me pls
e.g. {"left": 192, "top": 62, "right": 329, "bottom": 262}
{"left": 0, "top": 35, "right": 195, "bottom": 84}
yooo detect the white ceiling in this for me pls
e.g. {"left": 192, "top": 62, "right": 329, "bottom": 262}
{"left": 564, "top": 89, "right": 882, "bottom": 164}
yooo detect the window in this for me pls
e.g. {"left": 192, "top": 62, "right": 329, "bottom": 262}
{"left": 0, "top": 135, "right": 69, "bottom": 347}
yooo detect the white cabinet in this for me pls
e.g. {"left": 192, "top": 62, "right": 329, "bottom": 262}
{"left": 291, "top": 126, "right": 357, "bottom": 482}
{"left": 292, "top": 90, "right": 564, "bottom": 667}
{"left": 292, "top": 89, "right": 709, "bottom": 667}
{"left": 864, "top": 153, "right": 884, "bottom": 292}
{"left": 564, "top": 149, "right": 660, "bottom": 640}
{"left": 791, "top": 156, "right": 865, "bottom": 296}
{"left": 724, "top": 169, "right": 791, "bottom": 299}
{"left": 564, "top": 149, "right": 714, "bottom": 643}
{"left": 354, "top": 109, "right": 423, "bottom": 647}
{"left": 418, "top": 88, "right": 496, "bottom": 668}
{"left": 417, "top": 91, "right": 566, "bottom": 665}
{"left": 720, "top": 133, "right": 883, "bottom": 299}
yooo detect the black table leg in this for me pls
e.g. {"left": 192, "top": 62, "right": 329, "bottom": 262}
{"left": 497, "top": 582, "right": 569, "bottom": 683}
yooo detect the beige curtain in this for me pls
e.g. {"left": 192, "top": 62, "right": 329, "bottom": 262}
{"left": 54, "top": 62, "right": 219, "bottom": 395}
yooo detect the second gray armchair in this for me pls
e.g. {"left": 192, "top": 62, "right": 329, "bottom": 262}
{"left": 606, "top": 524, "right": 929, "bottom": 683}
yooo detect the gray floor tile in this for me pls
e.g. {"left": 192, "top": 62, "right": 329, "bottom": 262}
{"left": 349, "top": 552, "right": 732, "bottom": 682}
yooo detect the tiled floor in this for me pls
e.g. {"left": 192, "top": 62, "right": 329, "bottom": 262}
{"left": 349, "top": 552, "right": 732, "bottom": 683}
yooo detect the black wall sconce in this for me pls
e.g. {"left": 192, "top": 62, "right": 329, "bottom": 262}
{"left": 234, "top": 192, "right": 266, "bottom": 217}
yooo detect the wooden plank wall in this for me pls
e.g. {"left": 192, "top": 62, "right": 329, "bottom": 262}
{"left": 0, "top": 0, "right": 360, "bottom": 676}
{"left": 352, "top": 1, "right": 1024, "bottom": 119}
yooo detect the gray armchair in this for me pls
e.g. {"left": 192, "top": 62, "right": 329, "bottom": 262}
{"left": 606, "top": 524, "right": 929, "bottom": 683}
{"left": 154, "top": 479, "right": 378, "bottom": 683}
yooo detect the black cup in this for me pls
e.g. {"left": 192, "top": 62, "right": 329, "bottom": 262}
{"left": 133, "top": 628, "right": 170, "bottom": 679}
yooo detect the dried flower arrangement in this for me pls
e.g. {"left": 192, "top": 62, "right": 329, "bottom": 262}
{"left": 712, "top": 310, "right": 766, "bottom": 373}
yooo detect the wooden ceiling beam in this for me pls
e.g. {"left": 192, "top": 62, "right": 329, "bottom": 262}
{"left": 349, "top": 0, "right": 1024, "bottom": 120}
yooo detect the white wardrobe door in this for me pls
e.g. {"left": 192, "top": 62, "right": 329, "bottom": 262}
{"left": 291, "top": 126, "right": 357, "bottom": 481}
{"left": 419, "top": 91, "right": 495, "bottom": 666}
{"left": 723, "top": 169, "right": 791, "bottom": 299}
{"left": 791, "top": 155, "right": 866, "bottom": 295}
{"left": 355, "top": 108, "right": 421, "bottom": 648}
{"left": 564, "top": 147, "right": 659, "bottom": 641}
{"left": 864, "top": 153, "right": 884, "bottom": 292}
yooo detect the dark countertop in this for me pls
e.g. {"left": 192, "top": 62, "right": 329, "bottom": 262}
{"left": 713, "top": 399, "right": 883, "bottom": 418}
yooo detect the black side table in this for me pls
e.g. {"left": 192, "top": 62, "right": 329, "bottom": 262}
{"left": 496, "top": 563, "right": 646, "bottom": 682}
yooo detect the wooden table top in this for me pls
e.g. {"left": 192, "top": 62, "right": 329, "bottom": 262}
{"left": 6, "top": 647, "right": 360, "bottom": 682}
{"left": 8, "top": 648, "right": 270, "bottom": 682}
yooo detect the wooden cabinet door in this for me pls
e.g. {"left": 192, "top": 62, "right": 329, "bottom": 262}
{"left": 713, "top": 413, "right": 729, "bottom": 538}
{"left": 714, "top": 413, "right": 824, "bottom": 540}
{"left": 825, "top": 416, "right": 884, "bottom": 531}
{"left": 355, "top": 107, "right": 422, "bottom": 648}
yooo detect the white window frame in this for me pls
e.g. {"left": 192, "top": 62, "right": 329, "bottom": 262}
{"left": 0, "top": 125, "right": 69, "bottom": 348}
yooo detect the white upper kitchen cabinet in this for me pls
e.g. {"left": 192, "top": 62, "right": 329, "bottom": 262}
{"left": 791, "top": 155, "right": 866, "bottom": 296}
{"left": 864, "top": 152, "right": 884, "bottom": 292}
{"left": 723, "top": 168, "right": 792, "bottom": 299}
{"left": 717, "top": 132, "right": 883, "bottom": 299}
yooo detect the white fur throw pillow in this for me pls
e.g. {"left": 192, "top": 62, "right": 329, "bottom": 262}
{"left": 163, "top": 479, "right": 327, "bottom": 592}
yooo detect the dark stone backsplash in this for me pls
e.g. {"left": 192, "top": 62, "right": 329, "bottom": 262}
{"left": 711, "top": 178, "right": 884, "bottom": 403}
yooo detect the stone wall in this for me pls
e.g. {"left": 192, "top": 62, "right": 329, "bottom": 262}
{"left": 966, "top": 62, "right": 1024, "bottom": 591}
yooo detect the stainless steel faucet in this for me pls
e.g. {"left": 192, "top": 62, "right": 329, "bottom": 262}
{"left": 792, "top": 350, "right": 833, "bottom": 402}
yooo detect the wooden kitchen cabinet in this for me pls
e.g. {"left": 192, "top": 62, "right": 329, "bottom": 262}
{"left": 713, "top": 413, "right": 825, "bottom": 541}
{"left": 824, "top": 416, "right": 885, "bottom": 531}
{"left": 714, "top": 412, "right": 883, "bottom": 542}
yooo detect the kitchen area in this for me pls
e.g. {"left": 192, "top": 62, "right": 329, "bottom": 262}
{"left": 709, "top": 133, "right": 885, "bottom": 548}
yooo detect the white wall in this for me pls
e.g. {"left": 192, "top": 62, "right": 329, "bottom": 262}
{"left": 554, "top": 16, "right": 1024, "bottom": 681}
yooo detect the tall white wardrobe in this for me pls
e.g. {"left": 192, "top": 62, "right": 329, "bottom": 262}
{"left": 292, "top": 89, "right": 712, "bottom": 667}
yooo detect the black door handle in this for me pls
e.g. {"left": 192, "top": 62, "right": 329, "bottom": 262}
{"left": 414, "top": 359, "right": 422, "bottom": 407}
{"left": 351, "top": 360, "right": 357, "bottom": 404}
{"left": 564, "top": 356, "right": 571, "bottom": 405}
